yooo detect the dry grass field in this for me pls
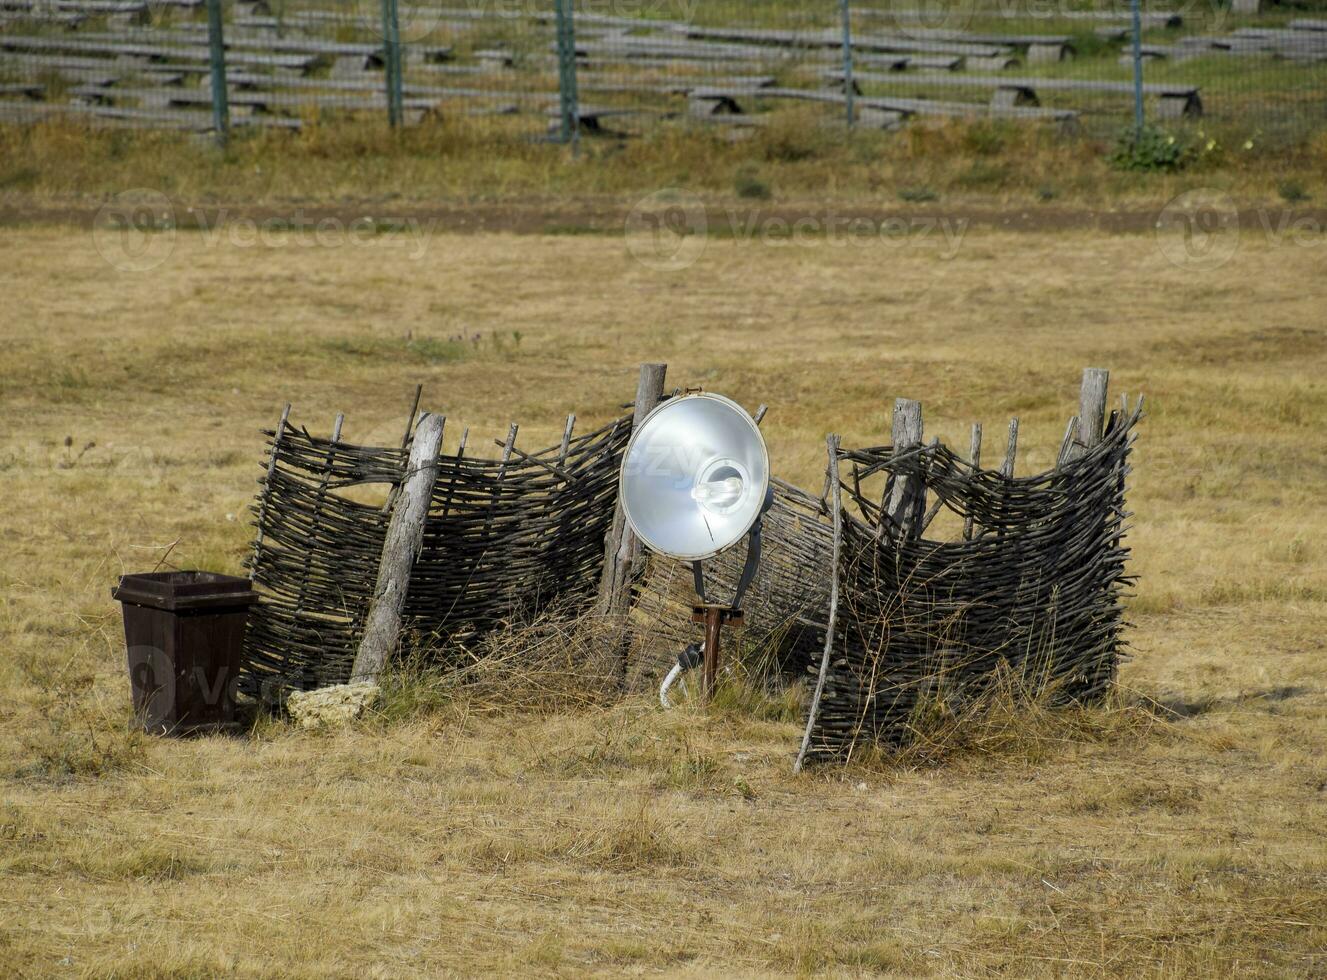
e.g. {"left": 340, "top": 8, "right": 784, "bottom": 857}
{"left": 1, "top": 219, "right": 1325, "bottom": 977}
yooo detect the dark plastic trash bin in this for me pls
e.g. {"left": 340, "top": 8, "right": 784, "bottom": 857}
{"left": 111, "top": 571, "right": 259, "bottom": 736}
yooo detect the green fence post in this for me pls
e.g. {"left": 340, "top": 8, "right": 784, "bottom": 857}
{"left": 839, "top": 0, "right": 854, "bottom": 128}
{"left": 205, "top": 0, "right": 229, "bottom": 146}
{"left": 554, "top": 0, "right": 580, "bottom": 145}
{"left": 1130, "top": 0, "right": 1144, "bottom": 138}
{"left": 381, "top": 0, "right": 404, "bottom": 127}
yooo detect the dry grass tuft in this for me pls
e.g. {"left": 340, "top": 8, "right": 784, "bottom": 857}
{"left": 557, "top": 799, "right": 699, "bottom": 872}
{"left": 374, "top": 604, "right": 626, "bottom": 725}
{"left": 15, "top": 639, "right": 148, "bottom": 782}
{"left": 884, "top": 674, "right": 1183, "bottom": 771}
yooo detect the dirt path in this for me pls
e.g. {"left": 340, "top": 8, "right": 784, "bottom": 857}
{"left": 5, "top": 199, "right": 1325, "bottom": 235}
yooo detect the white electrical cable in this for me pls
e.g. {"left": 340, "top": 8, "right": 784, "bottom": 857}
{"left": 659, "top": 663, "right": 686, "bottom": 708}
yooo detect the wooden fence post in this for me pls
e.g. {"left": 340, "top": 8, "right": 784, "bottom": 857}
{"left": 597, "top": 362, "right": 667, "bottom": 616}
{"left": 350, "top": 412, "right": 445, "bottom": 684}
{"left": 1001, "top": 418, "right": 1020, "bottom": 479}
{"left": 885, "top": 397, "right": 924, "bottom": 537}
{"left": 1075, "top": 367, "right": 1110, "bottom": 456}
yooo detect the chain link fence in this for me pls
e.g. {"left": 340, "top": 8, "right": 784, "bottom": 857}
{"left": 1, "top": 0, "right": 1323, "bottom": 145}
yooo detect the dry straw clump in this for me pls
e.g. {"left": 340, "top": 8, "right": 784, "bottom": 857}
{"left": 374, "top": 604, "right": 628, "bottom": 725}
{"left": 879, "top": 669, "right": 1185, "bottom": 772}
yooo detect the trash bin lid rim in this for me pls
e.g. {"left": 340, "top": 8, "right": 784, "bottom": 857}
{"left": 112, "top": 590, "right": 260, "bottom": 612}
{"left": 112, "top": 571, "right": 259, "bottom": 611}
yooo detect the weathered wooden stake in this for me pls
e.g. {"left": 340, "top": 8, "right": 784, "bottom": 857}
{"left": 350, "top": 412, "right": 445, "bottom": 684}
{"left": 401, "top": 383, "right": 423, "bottom": 448}
{"left": 438, "top": 426, "right": 468, "bottom": 521}
{"left": 478, "top": 424, "right": 517, "bottom": 539}
{"left": 1056, "top": 415, "right": 1080, "bottom": 468}
{"left": 1075, "top": 367, "right": 1110, "bottom": 456}
{"left": 597, "top": 362, "right": 667, "bottom": 616}
{"left": 382, "top": 385, "right": 427, "bottom": 515}
{"left": 498, "top": 423, "right": 518, "bottom": 474}
{"left": 795, "top": 434, "right": 843, "bottom": 774}
{"left": 250, "top": 402, "right": 292, "bottom": 582}
{"left": 963, "top": 422, "right": 982, "bottom": 541}
{"left": 885, "top": 398, "right": 924, "bottom": 537}
{"left": 558, "top": 414, "right": 576, "bottom": 466}
{"left": 1001, "top": 418, "right": 1020, "bottom": 479}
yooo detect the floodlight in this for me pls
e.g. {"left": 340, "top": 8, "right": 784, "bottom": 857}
{"left": 618, "top": 392, "right": 770, "bottom": 705}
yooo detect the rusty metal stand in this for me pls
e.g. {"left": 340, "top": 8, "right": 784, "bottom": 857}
{"left": 683, "top": 506, "right": 767, "bottom": 704}
{"left": 690, "top": 605, "right": 744, "bottom": 700}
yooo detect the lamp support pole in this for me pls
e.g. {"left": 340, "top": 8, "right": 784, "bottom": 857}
{"left": 701, "top": 606, "right": 723, "bottom": 699}
{"left": 687, "top": 518, "right": 760, "bottom": 701}
{"left": 692, "top": 605, "right": 743, "bottom": 701}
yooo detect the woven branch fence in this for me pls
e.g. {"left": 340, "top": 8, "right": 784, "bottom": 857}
{"left": 796, "top": 392, "right": 1142, "bottom": 766}
{"left": 241, "top": 408, "right": 630, "bottom": 702}
{"left": 237, "top": 364, "right": 1140, "bottom": 771}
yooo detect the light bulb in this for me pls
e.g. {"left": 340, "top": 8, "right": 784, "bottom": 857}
{"left": 692, "top": 459, "right": 746, "bottom": 515}
{"left": 693, "top": 476, "right": 743, "bottom": 510}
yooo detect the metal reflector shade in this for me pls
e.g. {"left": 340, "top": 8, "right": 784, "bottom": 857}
{"left": 620, "top": 393, "right": 770, "bottom": 561}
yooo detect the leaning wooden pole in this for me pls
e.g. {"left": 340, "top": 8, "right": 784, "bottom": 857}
{"left": 597, "top": 362, "right": 667, "bottom": 616}
{"left": 350, "top": 412, "right": 445, "bottom": 684}
{"left": 795, "top": 434, "right": 843, "bottom": 774}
